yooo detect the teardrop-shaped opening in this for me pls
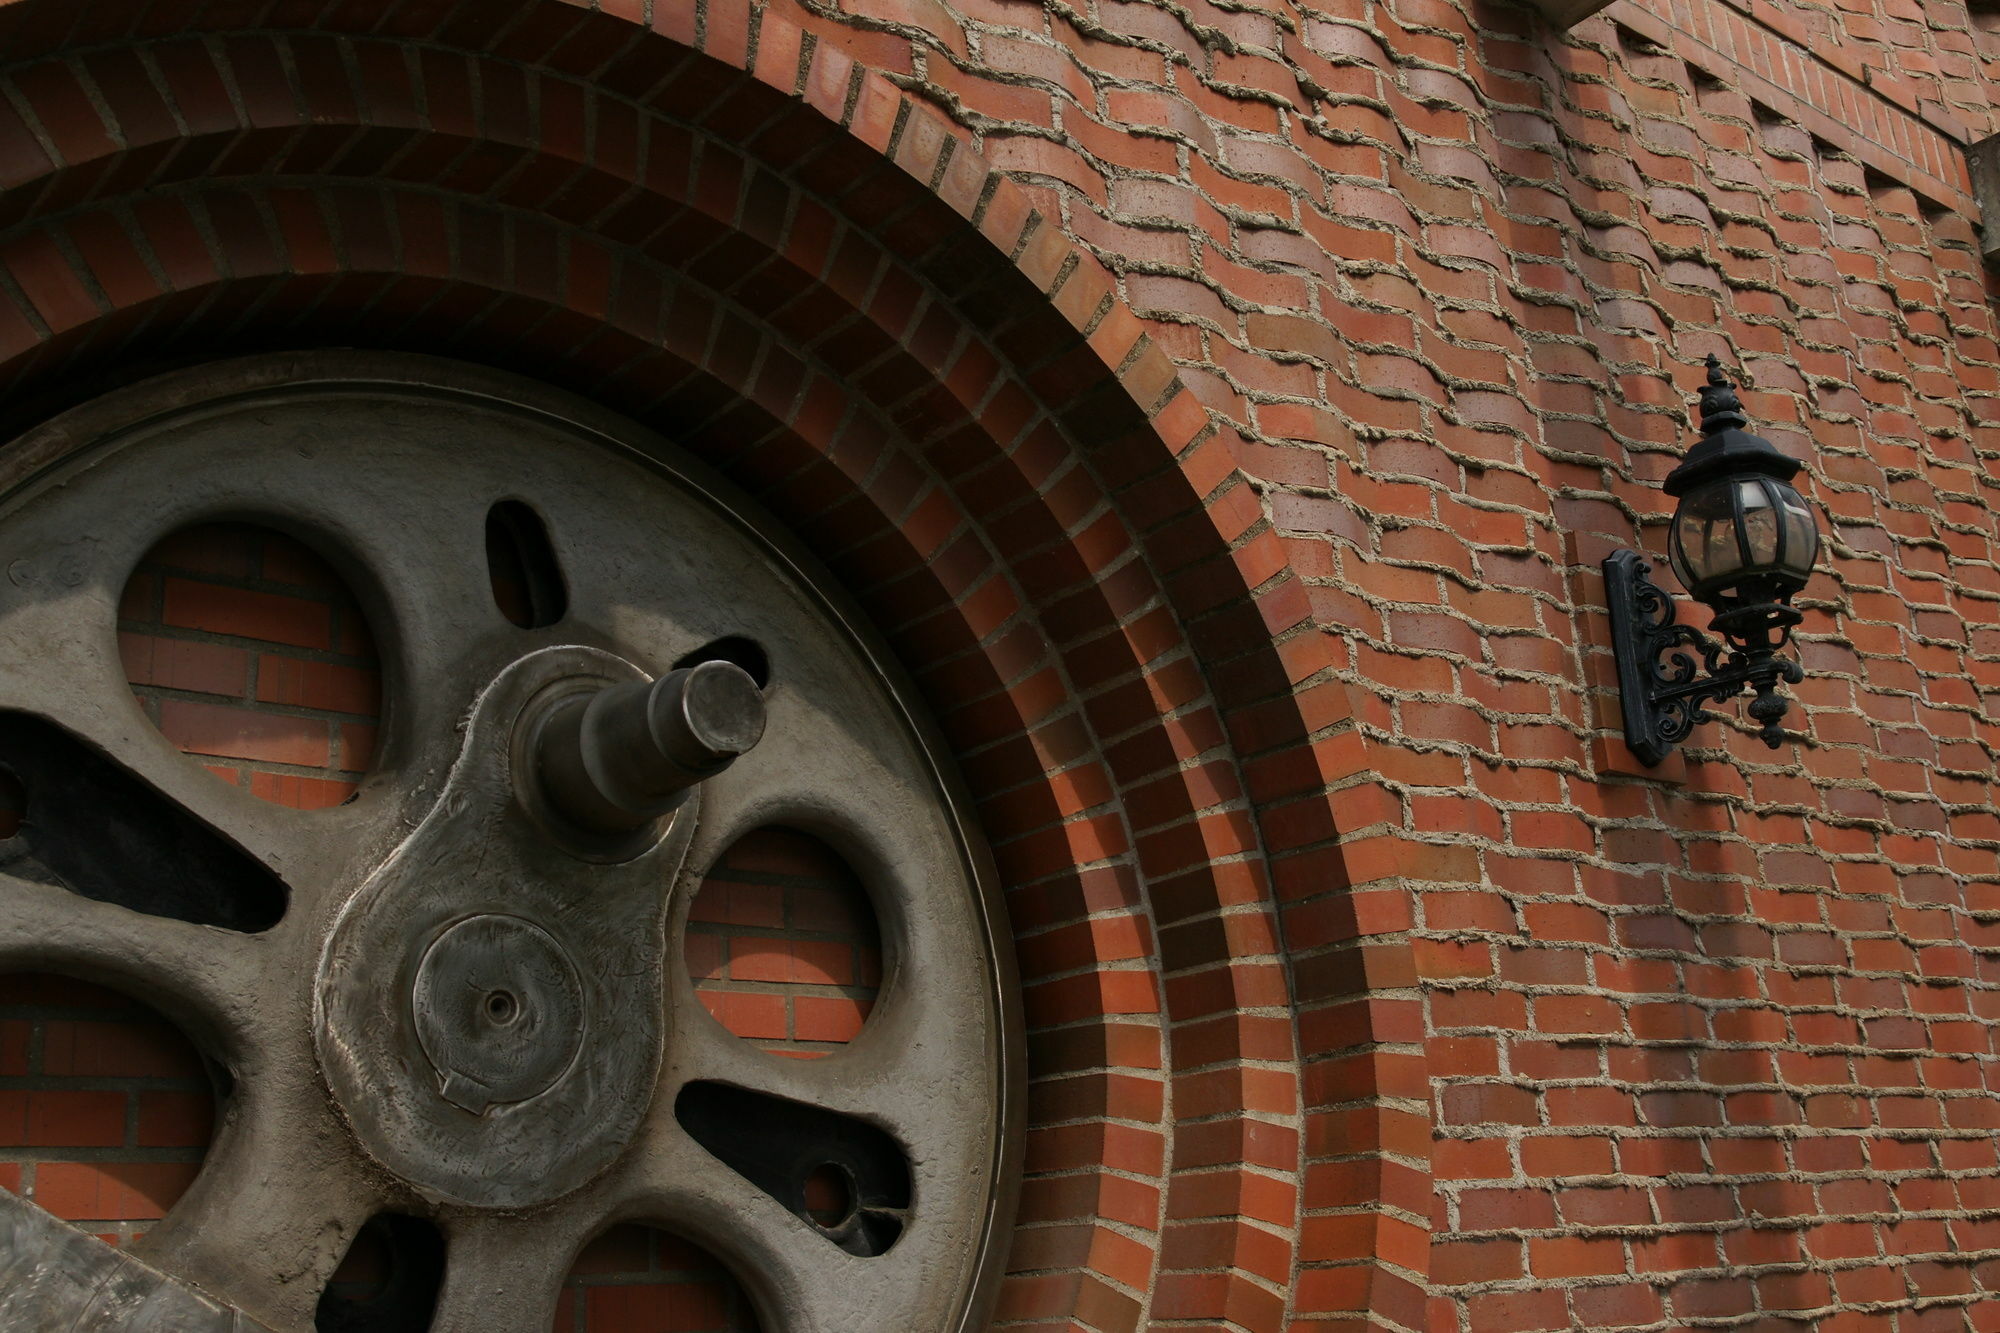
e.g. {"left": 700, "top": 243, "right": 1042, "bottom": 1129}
{"left": 0, "top": 713, "right": 288, "bottom": 932}
{"left": 485, "top": 500, "right": 567, "bottom": 629}
{"left": 676, "top": 1081, "right": 908, "bottom": 1257}
{"left": 315, "top": 1213, "right": 445, "bottom": 1332}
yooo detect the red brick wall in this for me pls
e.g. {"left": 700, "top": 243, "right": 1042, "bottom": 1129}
{"left": 556, "top": 1226, "right": 761, "bottom": 1333}
{"left": 754, "top": 1, "right": 2000, "bottom": 1326}
{"left": 0, "top": 1, "right": 1993, "bottom": 1329}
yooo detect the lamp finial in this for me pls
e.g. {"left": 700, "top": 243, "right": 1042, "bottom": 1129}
{"left": 1698, "top": 353, "right": 1746, "bottom": 435}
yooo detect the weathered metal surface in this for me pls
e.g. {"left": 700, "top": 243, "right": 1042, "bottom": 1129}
{"left": 0, "top": 1187, "right": 272, "bottom": 1331}
{"left": 411, "top": 914, "right": 586, "bottom": 1114}
{"left": 317, "top": 646, "right": 689, "bottom": 1205}
{"left": 0, "top": 352, "right": 1023, "bottom": 1333}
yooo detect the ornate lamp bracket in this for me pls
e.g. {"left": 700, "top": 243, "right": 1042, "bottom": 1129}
{"left": 1603, "top": 550, "right": 1806, "bottom": 767}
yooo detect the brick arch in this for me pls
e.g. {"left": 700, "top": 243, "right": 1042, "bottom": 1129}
{"left": 0, "top": 3, "right": 1430, "bottom": 1327}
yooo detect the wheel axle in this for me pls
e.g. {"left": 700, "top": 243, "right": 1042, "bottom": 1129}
{"left": 534, "top": 660, "right": 767, "bottom": 834}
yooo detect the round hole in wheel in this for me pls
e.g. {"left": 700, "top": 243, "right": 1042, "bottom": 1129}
{"left": 686, "top": 828, "right": 884, "bottom": 1057}
{"left": 0, "top": 355, "right": 1020, "bottom": 1333}
{"left": 803, "top": 1163, "right": 857, "bottom": 1228}
{"left": 0, "top": 973, "right": 217, "bottom": 1246}
{"left": 315, "top": 1212, "right": 445, "bottom": 1332}
{"left": 118, "top": 521, "right": 384, "bottom": 808}
{"left": 557, "top": 1224, "right": 762, "bottom": 1331}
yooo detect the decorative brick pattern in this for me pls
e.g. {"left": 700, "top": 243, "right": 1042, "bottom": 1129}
{"left": 1608, "top": 0, "right": 1972, "bottom": 212}
{"left": 0, "top": 11, "right": 1355, "bottom": 1324}
{"left": 0, "top": 3, "right": 1387, "bottom": 1327}
{"left": 1716, "top": 0, "right": 2000, "bottom": 143}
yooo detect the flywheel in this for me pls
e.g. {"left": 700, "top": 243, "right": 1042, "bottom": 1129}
{"left": 0, "top": 354, "right": 1021, "bottom": 1333}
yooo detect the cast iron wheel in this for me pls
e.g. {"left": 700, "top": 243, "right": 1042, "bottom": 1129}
{"left": 0, "top": 354, "right": 1021, "bottom": 1333}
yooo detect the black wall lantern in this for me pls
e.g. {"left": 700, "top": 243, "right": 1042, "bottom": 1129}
{"left": 1604, "top": 356, "right": 1822, "bottom": 766}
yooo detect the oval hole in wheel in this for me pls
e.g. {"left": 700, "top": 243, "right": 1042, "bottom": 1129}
{"left": 314, "top": 1213, "right": 444, "bottom": 1333}
{"left": 485, "top": 499, "right": 567, "bottom": 629}
{"left": 120, "top": 522, "right": 383, "bottom": 809}
{"left": 557, "top": 1224, "right": 761, "bottom": 1330}
{"left": 0, "top": 973, "right": 217, "bottom": 1243}
{"left": 684, "top": 828, "right": 881, "bottom": 1057}
{"left": 803, "top": 1162, "right": 856, "bottom": 1227}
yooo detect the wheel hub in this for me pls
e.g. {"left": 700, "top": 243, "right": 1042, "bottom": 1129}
{"left": 314, "top": 647, "right": 691, "bottom": 1210}
{"left": 410, "top": 913, "right": 584, "bottom": 1115}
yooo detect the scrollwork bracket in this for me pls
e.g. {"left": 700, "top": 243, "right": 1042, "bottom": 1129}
{"left": 1603, "top": 550, "right": 1804, "bottom": 767}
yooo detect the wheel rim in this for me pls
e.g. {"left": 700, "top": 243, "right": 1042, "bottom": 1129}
{"left": 0, "top": 353, "right": 1022, "bottom": 1333}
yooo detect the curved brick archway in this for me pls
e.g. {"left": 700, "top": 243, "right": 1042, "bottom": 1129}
{"left": 0, "top": 3, "right": 1431, "bottom": 1328}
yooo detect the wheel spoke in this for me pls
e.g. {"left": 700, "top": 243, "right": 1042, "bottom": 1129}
{"left": 0, "top": 532, "right": 371, "bottom": 881}
{"left": 0, "top": 644, "right": 316, "bottom": 868}
{"left": 0, "top": 400, "right": 541, "bottom": 913}
{"left": 0, "top": 671, "right": 392, "bottom": 921}
{"left": 666, "top": 990, "right": 963, "bottom": 1128}
{"left": 652, "top": 636, "right": 1017, "bottom": 1329}
{"left": 427, "top": 1207, "right": 596, "bottom": 1333}
{"left": 131, "top": 1078, "right": 383, "bottom": 1332}
{"left": 0, "top": 871, "right": 271, "bottom": 1056}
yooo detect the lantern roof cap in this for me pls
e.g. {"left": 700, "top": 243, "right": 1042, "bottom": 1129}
{"left": 1663, "top": 355, "right": 1803, "bottom": 497}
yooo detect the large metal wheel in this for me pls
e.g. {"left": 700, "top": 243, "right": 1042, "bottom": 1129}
{"left": 0, "top": 354, "right": 1021, "bottom": 1333}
